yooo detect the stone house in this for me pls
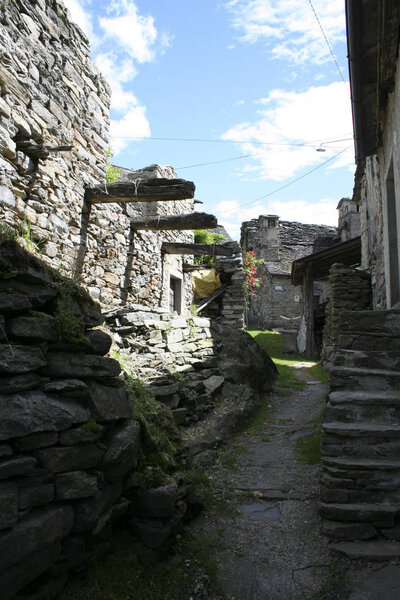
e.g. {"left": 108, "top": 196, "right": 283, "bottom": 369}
{"left": 318, "top": 0, "right": 400, "bottom": 556}
{"left": 240, "top": 215, "right": 339, "bottom": 332}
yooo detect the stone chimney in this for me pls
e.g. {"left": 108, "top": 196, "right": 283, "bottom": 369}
{"left": 259, "top": 215, "right": 280, "bottom": 261}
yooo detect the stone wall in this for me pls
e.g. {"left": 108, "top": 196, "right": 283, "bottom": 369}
{"left": 0, "top": 242, "right": 147, "bottom": 599}
{"left": 0, "top": 0, "right": 194, "bottom": 312}
{"left": 241, "top": 216, "right": 338, "bottom": 330}
{"left": 357, "top": 47, "right": 400, "bottom": 310}
{"left": 321, "top": 264, "right": 372, "bottom": 365}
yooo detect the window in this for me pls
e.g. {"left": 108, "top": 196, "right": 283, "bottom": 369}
{"left": 169, "top": 276, "right": 182, "bottom": 314}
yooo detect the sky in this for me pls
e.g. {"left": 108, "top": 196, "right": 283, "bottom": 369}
{"left": 63, "top": 0, "right": 355, "bottom": 240}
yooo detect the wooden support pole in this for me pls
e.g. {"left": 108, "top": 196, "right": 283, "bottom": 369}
{"left": 162, "top": 242, "right": 234, "bottom": 256}
{"left": 304, "top": 265, "right": 316, "bottom": 359}
{"left": 130, "top": 212, "right": 217, "bottom": 231}
{"left": 85, "top": 179, "right": 195, "bottom": 204}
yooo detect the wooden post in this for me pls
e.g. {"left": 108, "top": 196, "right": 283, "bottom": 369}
{"left": 304, "top": 266, "right": 315, "bottom": 358}
{"left": 130, "top": 212, "right": 217, "bottom": 231}
{"left": 85, "top": 179, "right": 195, "bottom": 204}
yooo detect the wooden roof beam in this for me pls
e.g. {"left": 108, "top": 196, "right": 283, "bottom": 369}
{"left": 85, "top": 178, "right": 195, "bottom": 204}
{"left": 131, "top": 212, "right": 217, "bottom": 231}
{"left": 162, "top": 242, "right": 234, "bottom": 256}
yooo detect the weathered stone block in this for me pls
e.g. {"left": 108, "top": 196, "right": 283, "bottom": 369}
{"left": 130, "top": 484, "right": 178, "bottom": 519}
{"left": 14, "top": 431, "right": 58, "bottom": 452}
{"left": 202, "top": 375, "right": 224, "bottom": 395}
{"left": 86, "top": 329, "right": 112, "bottom": 356}
{"left": 18, "top": 482, "right": 54, "bottom": 510}
{"left": 56, "top": 471, "right": 98, "bottom": 500}
{"left": 73, "top": 482, "right": 123, "bottom": 532}
{"left": 0, "top": 344, "right": 46, "bottom": 375}
{"left": 0, "top": 292, "right": 32, "bottom": 313}
{"left": 59, "top": 425, "right": 102, "bottom": 446}
{"left": 0, "top": 456, "right": 37, "bottom": 480}
{"left": 87, "top": 382, "right": 132, "bottom": 421}
{"left": 104, "top": 420, "right": 140, "bottom": 481}
{"left": 7, "top": 313, "right": 58, "bottom": 341}
{"left": 0, "top": 392, "right": 89, "bottom": 441}
{"left": 0, "top": 483, "right": 18, "bottom": 529}
{"left": 42, "top": 378, "right": 89, "bottom": 397}
{"left": 38, "top": 444, "right": 104, "bottom": 473}
{"left": 45, "top": 353, "right": 121, "bottom": 378}
{"left": 0, "top": 373, "right": 41, "bottom": 394}
{"left": 0, "top": 505, "right": 73, "bottom": 572}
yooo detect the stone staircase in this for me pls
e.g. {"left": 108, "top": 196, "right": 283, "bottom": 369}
{"left": 320, "top": 308, "right": 400, "bottom": 559}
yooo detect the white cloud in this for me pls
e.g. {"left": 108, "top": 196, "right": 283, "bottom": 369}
{"left": 225, "top": 0, "right": 346, "bottom": 65}
{"left": 110, "top": 107, "right": 151, "bottom": 154}
{"left": 215, "top": 197, "right": 338, "bottom": 241}
{"left": 99, "top": 2, "right": 159, "bottom": 63}
{"left": 222, "top": 82, "right": 354, "bottom": 181}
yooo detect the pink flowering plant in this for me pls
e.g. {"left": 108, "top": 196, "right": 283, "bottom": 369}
{"left": 243, "top": 250, "right": 264, "bottom": 308}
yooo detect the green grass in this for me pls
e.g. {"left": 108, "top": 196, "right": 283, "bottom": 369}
{"left": 295, "top": 430, "right": 321, "bottom": 464}
{"left": 248, "top": 330, "right": 306, "bottom": 390}
{"left": 308, "top": 361, "right": 330, "bottom": 384}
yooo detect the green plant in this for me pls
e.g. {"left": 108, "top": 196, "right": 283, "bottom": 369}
{"left": 243, "top": 251, "right": 264, "bottom": 309}
{"left": 106, "top": 147, "right": 122, "bottom": 183}
{"left": 193, "top": 229, "right": 226, "bottom": 266}
{"left": 81, "top": 418, "right": 103, "bottom": 433}
{"left": 308, "top": 361, "right": 330, "bottom": 384}
{"left": 17, "top": 218, "right": 42, "bottom": 254}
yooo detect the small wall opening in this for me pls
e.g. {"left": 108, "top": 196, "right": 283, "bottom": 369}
{"left": 386, "top": 160, "right": 400, "bottom": 306}
{"left": 169, "top": 275, "right": 182, "bottom": 314}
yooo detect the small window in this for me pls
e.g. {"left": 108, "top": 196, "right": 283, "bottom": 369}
{"left": 169, "top": 276, "right": 182, "bottom": 314}
{"left": 268, "top": 219, "right": 276, "bottom": 228}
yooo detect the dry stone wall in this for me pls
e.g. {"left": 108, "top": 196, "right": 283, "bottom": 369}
{"left": 0, "top": 0, "right": 194, "bottom": 312}
{"left": 321, "top": 264, "right": 372, "bottom": 365}
{"left": 0, "top": 242, "right": 149, "bottom": 599}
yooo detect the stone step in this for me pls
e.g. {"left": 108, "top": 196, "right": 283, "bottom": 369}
{"left": 339, "top": 309, "right": 400, "bottom": 336}
{"left": 321, "top": 519, "right": 378, "bottom": 541}
{"left": 329, "top": 390, "right": 400, "bottom": 405}
{"left": 323, "top": 422, "right": 400, "bottom": 436}
{"left": 338, "top": 332, "right": 400, "bottom": 352}
{"left": 329, "top": 540, "right": 400, "bottom": 560}
{"left": 320, "top": 471, "right": 400, "bottom": 505}
{"left": 323, "top": 457, "right": 400, "bottom": 470}
{"left": 333, "top": 349, "right": 400, "bottom": 371}
{"left": 324, "top": 403, "right": 400, "bottom": 424}
{"left": 319, "top": 502, "right": 400, "bottom": 525}
{"left": 322, "top": 423, "right": 400, "bottom": 459}
{"left": 330, "top": 366, "right": 400, "bottom": 391}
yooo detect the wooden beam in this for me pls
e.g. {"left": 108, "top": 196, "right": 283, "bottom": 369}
{"left": 162, "top": 242, "right": 233, "bottom": 256}
{"left": 183, "top": 263, "right": 209, "bottom": 272}
{"left": 131, "top": 212, "right": 217, "bottom": 231}
{"left": 85, "top": 179, "right": 195, "bottom": 204}
{"left": 304, "top": 266, "right": 316, "bottom": 359}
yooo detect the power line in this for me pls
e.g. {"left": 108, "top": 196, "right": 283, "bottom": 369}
{"left": 176, "top": 144, "right": 348, "bottom": 170}
{"left": 223, "top": 147, "right": 350, "bottom": 214}
{"left": 111, "top": 134, "right": 353, "bottom": 147}
{"left": 308, "top": 0, "right": 348, "bottom": 87}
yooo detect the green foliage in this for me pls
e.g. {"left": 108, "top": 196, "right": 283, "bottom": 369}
{"left": 243, "top": 251, "right": 264, "bottom": 309}
{"left": 81, "top": 419, "right": 103, "bottom": 433}
{"left": 193, "top": 229, "right": 226, "bottom": 266}
{"left": 106, "top": 148, "right": 122, "bottom": 183}
{"left": 295, "top": 430, "right": 321, "bottom": 464}
{"left": 53, "top": 275, "right": 87, "bottom": 343}
{"left": 308, "top": 361, "right": 330, "bottom": 384}
{"left": 17, "top": 218, "right": 42, "bottom": 254}
{"left": 0, "top": 222, "right": 17, "bottom": 245}
{"left": 249, "top": 330, "right": 306, "bottom": 390}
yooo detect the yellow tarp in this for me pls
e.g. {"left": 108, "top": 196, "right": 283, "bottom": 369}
{"left": 192, "top": 268, "right": 221, "bottom": 299}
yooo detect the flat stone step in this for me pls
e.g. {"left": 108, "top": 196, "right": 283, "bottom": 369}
{"left": 323, "top": 422, "right": 400, "bottom": 437}
{"left": 339, "top": 309, "right": 400, "bottom": 336}
{"left": 333, "top": 349, "right": 400, "bottom": 371}
{"left": 329, "top": 540, "right": 400, "bottom": 560}
{"left": 319, "top": 502, "right": 400, "bottom": 524}
{"left": 329, "top": 390, "right": 400, "bottom": 405}
{"left": 338, "top": 332, "right": 400, "bottom": 351}
{"left": 330, "top": 366, "right": 400, "bottom": 391}
{"left": 324, "top": 403, "right": 400, "bottom": 424}
{"left": 323, "top": 457, "right": 400, "bottom": 470}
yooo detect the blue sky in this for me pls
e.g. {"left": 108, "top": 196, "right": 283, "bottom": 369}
{"left": 63, "top": 0, "right": 355, "bottom": 240}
